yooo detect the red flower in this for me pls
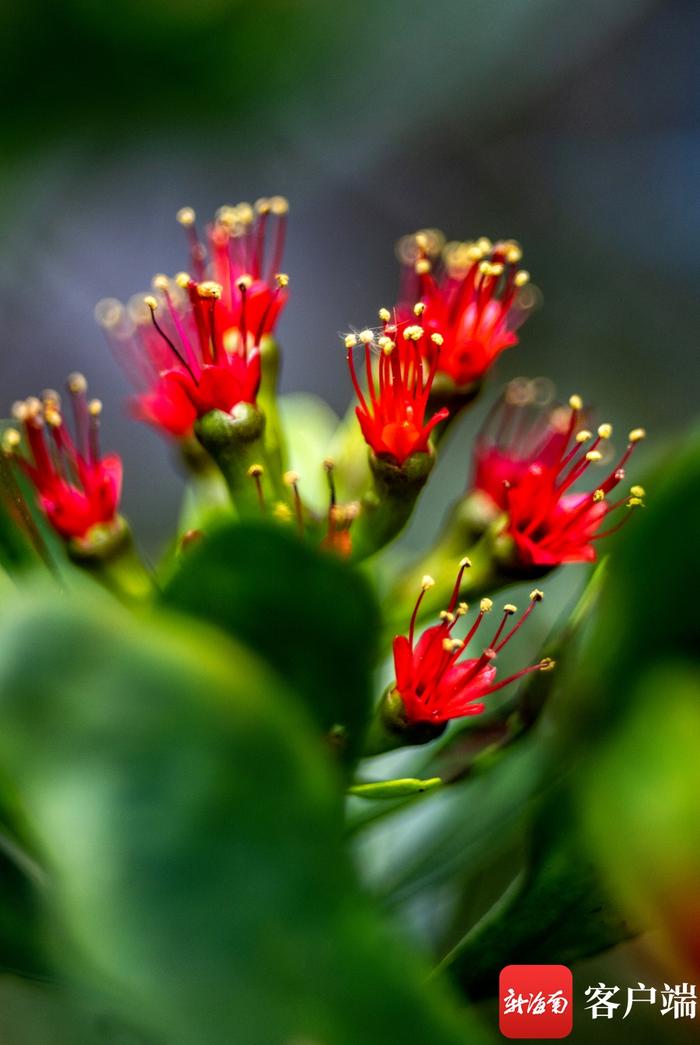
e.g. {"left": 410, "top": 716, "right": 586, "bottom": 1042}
{"left": 473, "top": 387, "right": 646, "bottom": 566}
{"left": 392, "top": 561, "right": 553, "bottom": 726}
{"left": 5, "top": 376, "right": 122, "bottom": 541}
{"left": 96, "top": 200, "right": 289, "bottom": 439}
{"left": 346, "top": 308, "right": 449, "bottom": 467}
{"left": 397, "top": 230, "right": 533, "bottom": 387}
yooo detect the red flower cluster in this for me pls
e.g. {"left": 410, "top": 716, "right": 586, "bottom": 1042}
{"left": 346, "top": 306, "right": 449, "bottom": 467}
{"left": 396, "top": 230, "right": 533, "bottom": 387}
{"left": 96, "top": 200, "right": 289, "bottom": 439}
{"left": 392, "top": 561, "right": 553, "bottom": 725}
{"left": 473, "top": 385, "right": 646, "bottom": 566}
{"left": 3, "top": 376, "right": 122, "bottom": 541}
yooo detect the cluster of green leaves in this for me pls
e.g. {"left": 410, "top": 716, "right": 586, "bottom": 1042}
{"left": 0, "top": 386, "right": 697, "bottom": 1043}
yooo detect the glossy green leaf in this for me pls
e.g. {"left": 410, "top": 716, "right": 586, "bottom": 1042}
{"left": 0, "top": 588, "right": 490, "bottom": 1045}
{"left": 162, "top": 519, "right": 380, "bottom": 764}
{"left": 440, "top": 790, "right": 636, "bottom": 999}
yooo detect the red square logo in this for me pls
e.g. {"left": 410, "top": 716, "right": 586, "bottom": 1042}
{"left": 499, "top": 965, "right": 573, "bottom": 1038}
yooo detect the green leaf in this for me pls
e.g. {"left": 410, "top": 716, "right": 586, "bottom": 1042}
{"left": 0, "top": 588, "right": 489, "bottom": 1045}
{"left": 439, "top": 789, "right": 636, "bottom": 999}
{"left": 162, "top": 519, "right": 380, "bottom": 764}
{"left": 349, "top": 777, "right": 442, "bottom": 799}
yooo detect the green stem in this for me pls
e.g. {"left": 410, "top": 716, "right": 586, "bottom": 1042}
{"left": 351, "top": 450, "right": 435, "bottom": 562}
{"left": 68, "top": 517, "right": 152, "bottom": 604}
{"left": 195, "top": 405, "right": 285, "bottom": 516}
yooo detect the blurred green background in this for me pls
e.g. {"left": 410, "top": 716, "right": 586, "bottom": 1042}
{"left": 1, "top": 2, "right": 699, "bottom": 1042}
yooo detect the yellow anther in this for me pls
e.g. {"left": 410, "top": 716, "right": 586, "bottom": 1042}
{"left": 93, "top": 298, "right": 123, "bottom": 329}
{"left": 569, "top": 394, "right": 583, "bottom": 411}
{"left": 503, "top": 604, "right": 517, "bottom": 615}
{"left": 273, "top": 501, "right": 292, "bottom": 522}
{"left": 176, "top": 206, "right": 196, "bottom": 227}
{"left": 66, "top": 374, "right": 87, "bottom": 392}
{"left": 529, "top": 589, "right": 544, "bottom": 601}
{"left": 234, "top": 202, "right": 254, "bottom": 225}
{"left": 630, "top": 485, "right": 645, "bottom": 498}
{"left": 144, "top": 295, "right": 158, "bottom": 311}
{"left": 254, "top": 197, "right": 271, "bottom": 215}
{"left": 421, "top": 575, "right": 435, "bottom": 590}
{"left": 628, "top": 496, "right": 643, "bottom": 507}
{"left": 506, "top": 245, "right": 523, "bottom": 264}
{"left": 44, "top": 408, "right": 62, "bottom": 427}
{"left": 269, "top": 195, "right": 289, "bottom": 215}
{"left": 11, "top": 401, "right": 28, "bottom": 422}
{"left": 593, "top": 489, "right": 605, "bottom": 503}
{"left": 457, "top": 602, "right": 468, "bottom": 616}
{"left": 414, "top": 232, "right": 429, "bottom": 251}
{"left": 175, "top": 272, "right": 191, "bottom": 288}
{"left": 152, "top": 274, "right": 169, "bottom": 292}
{"left": 275, "top": 273, "right": 290, "bottom": 287}
{"left": 2, "top": 428, "right": 20, "bottom": 453}
{"left": 344, "top": 334, "right": 358, "bottom": 349}
{"left": 283, "top": 470, "right": 300, "bottom": 486}
{"left": 403, "top": 324, "right": 424, "bottom": 341}
{"left": 585, "top": 450, "right": 603, "bottom": 462}
{"left": 247, "top": 464, "right": 264, "bottom": 478}
{"left": 514, "top": 270, "right": 530, "bottom": 287}
{"left": 539, "top": 657, "right": 556, "bottom": 672}
{"left": 442, "top": 638, "right": 460, "bottom": 653}
{"left": 480, "top": 597, "right": 493, "bottom": 613}
{"left": 378, "top": 336, "right": 395, "bottom": 354}
{"left": 597, "top": 423, "right": 613, "bottom": 439}
{"left": 489, "top": 262, "right": 505, "bottom": 277}
{"left": 359, "top": 329, "right": 374, "bottom": 345}
{"left": 431, "top": 332, "right": 444, "bottom": 346}
{"left": 575, "top": 429, "right": 592, "bottom": 443}
{"left": 439, "top": 611, "right": 455, "bottom": 624}
{"left": 88, "top": 399, "right": 102, "bottom": 417}
{"left": 629, "top": 427, "right": 646, "bottom": 442}
{"left": 234, "top": 275, "right": 252, "bottom": 292}
{"left": 476, "top": 236, "right": 493, "bottom": 254}
{"left": 413, "top": 302, "right": 426, "bottom": 317}
{"left": 378, "top": 307, "right": 391, "bottom": 322}
{"left": 459, "top": 556, "right": 472, "bottom": 568}
{"left": 415, "top": 258, "right": 431, "bottom": 275}
{"left": 478, "top": 260, "right": 492, "bottom": 276}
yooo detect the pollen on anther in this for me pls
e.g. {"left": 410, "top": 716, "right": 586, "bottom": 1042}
{"left": 529, "top": 589, "right": 544, "bottom": 601}
{"left": 2, "top": 428, "right": 21, "bottom": 454}
{"left": 439, "top": 611, "right": 455, "bottom": 624}
{"left": 67, "top": 372, "right": 88, "bottom": 395}
{"left": 540, "top": 657, "right": 556, "bottom": 672}
{"left": 235, "top": 276, "right": 252, "bottom": 293}
{"left": 629, "top": 427, "right": 646, "bottom": 442}
{"left": 283, "top": 470, "right": 300, "bottom": 486}
{"left": 413, "top": 302, "right": 426, "bottom": 318}
{"left": 514, "top": 270, "right": 530, "bottom": 287}
{"left": 431, "top": 333, "right": 444, "bottom": 346}
{"left": 247, "top": 464, "right": 264, "bottom": 478}
{"left": 576, "top": 429, "right": 592, "bottom": 443}
{"left": 88, "top": 399, "right": 103, "bottom": 417}
{"left": 480, "top": 597, "right": 493, "bottom": 613}
{"left": 569, "top": 394, "right": 583, "bottom": 411}
{"left": 459, "top": 556, "right": 472, "bottom": 568}
{"left": 457, "top": 601, "right": 469, "bottom": 615}
{"left": 598, "top": 423, "right": 613, "bottom": 439}
{"left": 585, "top": 450, "right": 603, "bottom": 462}
{"left": 378, "top": 307, "right": 391, "bottom": 322}
{"left": 593, "top": 489, "right": 605, "bottom": 503}
{"left": 344, "top": 334, "right": 358, "bottom": 350}
{"left": 359, "top": 329, "right": 374, "bottom": 345}
{"left": 630, "top": 485, "right": 645, "bottom": 498}
{"left": 503, "top": 604, "right": 517, "bottom": 615}
{"left": 415, "top": 259, "right": 431, "bottom": 275}
{"left": 421, "top": 575, "right": 435, "bottom": 590}
{"left": 275, "top": 273, "right": 290, "bottom": 288}
{"left": 176, "top": 206, "right": 196, "bottom": 227}
{"left": 152, "top": 274, "right": 169, "bottom": 292}
{"left": 144, "top": 295, "right": 158, "bottom": 311}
